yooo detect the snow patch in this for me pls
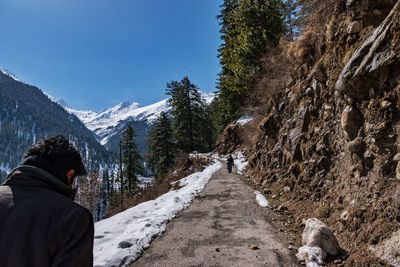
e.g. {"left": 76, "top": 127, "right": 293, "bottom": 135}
{"left": 254, "top": 191, "right": 269, "bottom": 207}
{"left": 296, "top": 218, "right": 344, "bottom": 267}
{"left": 236, "top": 114, "right": 254, "bottom": 125}
{"left": 137, "top": 176, "right": 155, "bottom": 189}
{"left": 93, "top": 160, "right": 222, "bottom": 267}
{"left": 296, "top": 245, "right": 326, "bottom": 267}
{"left": 232, "top": 151, "right": 248, "bottom": 175}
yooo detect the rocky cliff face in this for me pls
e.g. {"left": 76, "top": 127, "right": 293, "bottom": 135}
{"left": 219, "top": 1, "right": 400, "bottom": 265}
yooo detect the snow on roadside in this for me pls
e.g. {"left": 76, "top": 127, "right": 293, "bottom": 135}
{"left": 236, "top": 114, "right": 254, "bottom": 125}
{"left": 233, "top": 151, "right": 248, "bottom": 175}
{"left": 93, "top": 160, "right": 222, "bottom": 267}
{"left": 254, "top": 191, "right": 269, "bottom": 207}
{"left": 137, "top": 176, "right": 155, "bottom": 189}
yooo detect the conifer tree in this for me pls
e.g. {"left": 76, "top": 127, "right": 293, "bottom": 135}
{"left": 215, "top": 0, "right": 286, "bottom": 129}
{"left": 119, "top": 139, "right": 124, "bottom": 202}
{"left": 166, "top": 77, "right": 213, "bottom": 153}
{"left": 121, "top": 126, "right": 143, "bottom": 194}
{"left": 283, "top": 0, "right": 301, "bottom": 39}
{"left": 147, "top": 112, "right": 176, "bottom": 178}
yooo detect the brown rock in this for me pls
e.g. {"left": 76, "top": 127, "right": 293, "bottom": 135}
{"left": 341, "top": 106, "right": 364, "bottom": 140}
{"left": 347, "top": 21, "right": 363, "bottom": 34}
{"left": 336, "top": 2, "right": 400, "bottom": 100}
{"left": 347, "top": 137, "right": 366, "bottom": 158}
{"left": 380, "top": 100, "right": 392, "bottom": 109}
{"left": 249, "top": 244, "right": 260, "bottom": 250}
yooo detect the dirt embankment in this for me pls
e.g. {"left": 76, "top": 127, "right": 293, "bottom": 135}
{"left": 218, "top": 1, "right": 400, "bottom": 266}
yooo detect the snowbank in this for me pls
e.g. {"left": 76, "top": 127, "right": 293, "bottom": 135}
{"left": 236, "top": 114, "right": 254, "bottom": 125}
{"left": 93, "top": 160, "right": 222, "bottom": 267}
{"left": 233, "top": 151, "right": 248, "bottom": 175}
{"left": 254, "top": 191, "right": 269, "bottom": 207}
{"left": 137, "top": 176, "right": 155, "bottom": 189}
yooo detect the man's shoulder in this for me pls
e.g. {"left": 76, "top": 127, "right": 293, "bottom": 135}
{"left": 32, "top": 187, "right": 93, "bottom": 223}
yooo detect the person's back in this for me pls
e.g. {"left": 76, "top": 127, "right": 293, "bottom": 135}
{"left": 227, "top": 155, "right": 234, "bottom": 173}
{"left": 0, "top": 136, "right": 94, "bottom": 267}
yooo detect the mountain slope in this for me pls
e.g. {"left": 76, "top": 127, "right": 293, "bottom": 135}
{"left": 0, "top": 70, "right": 115, "bottom": 181}
{"left": 65, "top": 92, "right": 215, "bottom": 153}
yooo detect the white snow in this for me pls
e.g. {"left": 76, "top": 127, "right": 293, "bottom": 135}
{"left": 0, "top": 162, "right": 10, "bottom": 174}
{"left": 93, "top": 160, "right": 222, "bottom": 267}
{"left": 297, "top": 218, "right": 343, "bottom": 267}
{"left": 137, "top": 176, "right": 155, "bottom": 189}
{"left": 62, "top": 92, "right": 215, "bottom": 146}
{"left": 254, "top": 191, "right": 269, "bottom": 207}
{"left": 236, "top": 114, "right": 254, "bottom": 125}
{"left": 232, "top": 151, "right": 248, "bottom": 175}
{"left": 296, "top": 245, "right": 326, "bottom": 267}
{"left": 0, "top": 67, "right": 21, "bottom": 82}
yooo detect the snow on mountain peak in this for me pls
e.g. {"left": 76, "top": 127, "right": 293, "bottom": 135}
{"left": 65, "top": 91, "right": 215, "bottom": 147}
{"left": 56, "top": 99, "right": 70, "bottom": 108}
{"left": 0, "top": 67, "right": 21, "bottom": 82}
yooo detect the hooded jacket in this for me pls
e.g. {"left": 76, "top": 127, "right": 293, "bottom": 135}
{"left": 0, "top": 158, "right": 94, "bottom": 267}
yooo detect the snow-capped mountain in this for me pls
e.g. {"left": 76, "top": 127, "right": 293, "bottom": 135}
{"left": 56, "top": 99, "right": 98, "bottom": 124}
{"left": 63, "top": 92, "right": 215, "bottom": 152}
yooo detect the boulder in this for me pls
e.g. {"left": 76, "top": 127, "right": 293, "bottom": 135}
{"left": 373, "top": 229, "right": 400, "bottom": 266}
{"left": 347, "top": 137, "right": 366, "bottom": 158}
{"left": 346, "top": 0, "right": 369, "bottom": 18}
{"left": 302, "top": 218, "right": 343, "bottom": 256}
{"left": 347, "top": 21, "right": 363, "bottom": 34}
{"left": 297, "top": 218, "right": 345, "bottom": 266}
{"left": 341, "top": 106, "right": 364, "bottom": 140}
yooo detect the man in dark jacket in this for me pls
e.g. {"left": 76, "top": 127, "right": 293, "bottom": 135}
{"left": 0, "top": 135, "right": 94, "bottom": 267}
{"left": 227, "top": 154, "right": 234, "bottom": 174}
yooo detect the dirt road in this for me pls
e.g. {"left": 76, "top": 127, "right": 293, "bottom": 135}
{"left": 132, "top": 162, "right": 297, "bottom": 267}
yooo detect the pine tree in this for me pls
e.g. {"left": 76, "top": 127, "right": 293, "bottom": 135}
{"left": 119, "top": 139, "right": 124, "bottom": 203}
{"left": 147, "top": 112, "right": 176, "bottom": 178}
{"left": 283, "top": 0, "right": 301, "bottom": 39}
{"left": 215, "top": 0, "right": 286, "bottom": 129}
{"left": 166, "top": 77, "right": 214, "bottom": 153}
{"left": 121, "top": 126, "right": 143, "bottom": 194}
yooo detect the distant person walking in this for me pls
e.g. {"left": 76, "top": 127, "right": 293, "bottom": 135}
{"left": 227, "top": 154, "right": 234, "bottom": 174}
{"left": 0, "top": 135, "right": 94, "bottom": 267}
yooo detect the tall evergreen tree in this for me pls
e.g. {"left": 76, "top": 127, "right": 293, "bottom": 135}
{"left": 166, "top": 77, "right": 213, "bottom": 153}
{"left": 283, "top": 0, "right": 301, "bottom": 39}
{"left": 215, "top": 0, "right": 286, "bottom": 128}
{"left": 147, "top": 112, "right": 176, "bottom": 178}
{"left": 119, "top": 139, "right": 124, "bottom": 201}
{"left": 121, "top": 126, "right": 143, "bottom": 194}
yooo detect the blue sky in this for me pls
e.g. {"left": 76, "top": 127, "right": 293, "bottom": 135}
{"left": 0, "top": 0, "right": 222, "bottom": 111}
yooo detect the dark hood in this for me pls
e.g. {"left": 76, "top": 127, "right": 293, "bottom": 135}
{"left": 2, "top": 165, "right": 77, "bottom": 200}
{"left": 22, "top": 155, "right": 71, "bottom": 185}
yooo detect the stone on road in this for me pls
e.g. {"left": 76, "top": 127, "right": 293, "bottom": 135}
{"left": 132, "top": 163, "right": 297, "bottom": 267}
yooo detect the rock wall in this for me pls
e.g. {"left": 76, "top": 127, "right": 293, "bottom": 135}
{"left": 222, "top": 1, "right": 400, "bottom": 265}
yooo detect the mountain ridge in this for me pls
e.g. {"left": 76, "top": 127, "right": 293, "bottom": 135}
{"left": 61, "top": 92, "right": 215, "bottom": 152}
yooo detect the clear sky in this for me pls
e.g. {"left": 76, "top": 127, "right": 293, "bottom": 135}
{"left": 0, "top": 0, "right": 222, "bottom": 111}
